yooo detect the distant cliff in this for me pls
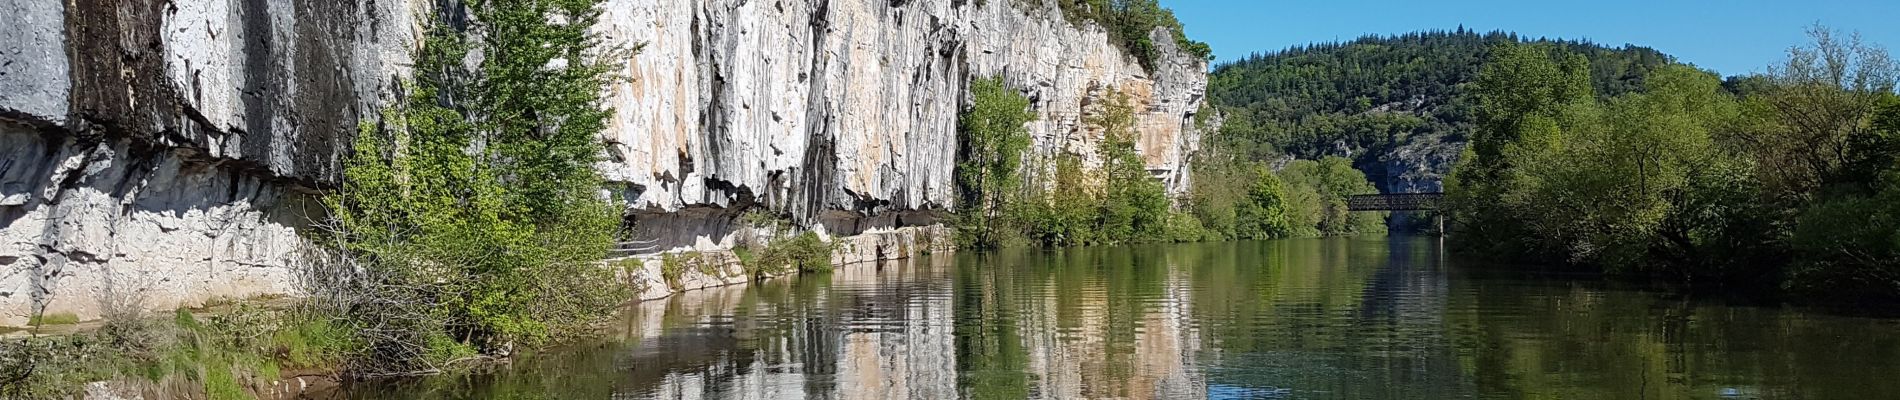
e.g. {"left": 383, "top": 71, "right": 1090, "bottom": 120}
{"left": 0, "top": 0, "right": 1210, "bottom": 324}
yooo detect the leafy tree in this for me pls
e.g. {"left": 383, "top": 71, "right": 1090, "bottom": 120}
{"left": 1737, "top": 26, "right": 1899, "bottom": 201}
{"left": 1235, "top": 165, "right": 1294, "bottom": 239}
{"left": 1787, "top": 92, "right": 1900, "bottom": 301}
{"left": 1444, "top": 42, "right": 1598, "bottom": 260}
{"left": 955, "top": 77, "right": 1039, "bottom": 248}
{"left": 1444, "top": 26, "right": 1900, "bottom": 301}
{"left": 1093, "top": 90, "right": 1174, "bottom": 244}
{"left": 1279, "top": 157, "right": 1386, "bottom": 236}
{"left": 1038, "top": 0, "right": 1213, "bottom": 67}
{"left": 324, "top": 0, "right": 626, "bottom": 372}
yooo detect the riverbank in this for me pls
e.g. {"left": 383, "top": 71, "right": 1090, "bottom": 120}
{"left": 617, "top": 226, "right": 953, "bottom": 302}
{"left": 332, "top": 237, "right": 1900, "bottom": 399}
{"left": 0, "top": 225, "right": 951, "bottom": 399}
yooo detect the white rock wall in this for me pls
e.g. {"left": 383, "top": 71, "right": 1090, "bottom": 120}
{"left": 0, "top": 0, "right": 1209, "bottom": 324}
{"left": 598, "top": 0, "right": 1209, "bottom": 230}
{"left": 0, "top": 0, "right": 416, "bottom": 326}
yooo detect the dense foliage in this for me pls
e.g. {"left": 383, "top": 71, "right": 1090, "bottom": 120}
{"left": 1278, "top": 157, "right": 1387, "bottom": 237}
{"left": 321, "top": 0, "right": 628, "bottom": 373}
{"left": 1446, "top": 27, "right": 1900, "bottom": 301}
{"left": 1015, "top": 0, "right": 1214, "bottom": 68}
{"left": 953, "top": 83, "right": 1206, "bottom": 248}
{"left": 1207, "top": 29, "right": 1674, "bottom": 190}
{"left": 955, "top": 77, "right": 1039, "bottom": 248}
{"left": 949, "top": 78, "right": 1387, "bottom": 248}
{"left": 1184, "top": 152, "right": 1385, "bottom": 241}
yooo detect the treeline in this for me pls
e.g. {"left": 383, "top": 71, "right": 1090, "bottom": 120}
{"left": 1447, "top": 27, "right": 1900, "bottom": 302}
{"left": 1207, "top": 29, "right": 1673, "bottom": 183}
{"left": 1012, "top": 0, "right": 1214, "bottom": 68}
{"left": 953, "top": 78, "right": 1384, "bottom": 250}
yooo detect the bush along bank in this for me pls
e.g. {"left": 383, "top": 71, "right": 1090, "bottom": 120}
{"left": 1443, "top": 27, "right": 1900, "bottom": 303}
{"left": 5, "top": 0, "right": 637, "bottom": 397}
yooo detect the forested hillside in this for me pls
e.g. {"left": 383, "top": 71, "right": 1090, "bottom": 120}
{"left": 1206, "top": 29, "right": 1675, "bottom": 193}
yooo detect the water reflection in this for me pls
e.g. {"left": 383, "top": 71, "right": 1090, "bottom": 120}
{"left": 348, "top": 237, "right": 1900, "bottom": 399}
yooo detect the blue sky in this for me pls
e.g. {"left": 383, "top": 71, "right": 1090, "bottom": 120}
{"left": 1166, "top": 0, "right": 1900, "bottom": 77}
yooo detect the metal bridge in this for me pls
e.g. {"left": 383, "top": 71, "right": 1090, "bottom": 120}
{"left": 1346, "top": 193, "right": 1445, "bottom": 211}
{"left": 1347, "top": 192, "right": 1446, "bottom": 234}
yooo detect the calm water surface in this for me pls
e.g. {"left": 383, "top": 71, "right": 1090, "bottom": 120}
{"left": 350, "top": 237, "right": 1900, "bottom": 399}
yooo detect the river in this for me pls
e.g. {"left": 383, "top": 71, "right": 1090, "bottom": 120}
{"left": 340, "top": 236, "right": 1900, "bottom": 399}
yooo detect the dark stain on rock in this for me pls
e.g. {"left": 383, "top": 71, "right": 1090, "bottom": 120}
{"left": 290, "top": 0, "right": 361, "bottom": 182}
{"left": 239, "top": 0, "right": 282, "bottom": 176}
{"left": 63, "top": 0, "right": 184, "bottom": 138}
{"left": 58, "top": 0, "right": 357, "bottom": 189}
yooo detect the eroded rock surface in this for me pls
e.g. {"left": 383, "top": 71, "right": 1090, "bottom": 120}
{"left": 0, "top": 0, "right": 416, "bottom": 325}
{"left": 0, "top": 0, "right": 1209, "bottom": 324}
{"left": 602, "top": 0, "right": 1210, "bottom": 248}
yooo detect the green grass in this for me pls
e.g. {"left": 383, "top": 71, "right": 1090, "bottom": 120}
{"left": 271, "top": 317, "right": 356, "bottom": 369}
{"left": 29, "top": 312, "right": 80, "bottom": 326}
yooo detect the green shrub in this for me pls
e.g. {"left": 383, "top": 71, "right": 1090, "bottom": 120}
{"left": 660, "top": 253, "right": 688, "bottom": 290}
{"left": 1045, "top": 0, "right": 1213, "bottom": 67}
{"left": 319, "top": 0, "right": 631, "bottom": 373}
{"left": 781, "top": 232, "right": 837, "bottom": 273}
{"left": 741, "top": 231, "right": 837, "bottom": 277}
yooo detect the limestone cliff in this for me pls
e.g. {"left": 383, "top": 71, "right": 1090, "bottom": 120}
{"left": 0, "top": 0, "right": 1211, "bottom": 324}
{"left": 600, "top": 0, "right": 1209, "bottom": 248}
{"left": 0, "top": 0, "right": 417, "bottom": 325}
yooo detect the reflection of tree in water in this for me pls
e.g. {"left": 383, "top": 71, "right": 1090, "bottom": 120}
{"left": 357, "top": 239, "right": 1900, "bottom": 400}
{"left": 1446, "top": 260, "right": 1900, "bottom": 400}
{"left": 1181, "top": 237, "right": 1473, "bottom": 399}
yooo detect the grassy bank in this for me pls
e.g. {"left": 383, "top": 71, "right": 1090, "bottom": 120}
{"left": 0, "top": 302, "right": 354, "bottom": 399}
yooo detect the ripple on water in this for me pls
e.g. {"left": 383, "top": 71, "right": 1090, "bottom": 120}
{"left": 351, "top": 238, "right": 1900, "bottom": 400}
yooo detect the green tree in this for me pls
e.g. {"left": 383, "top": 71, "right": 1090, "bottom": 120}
{"left": 1787, "top": 93, "right": 1900, "bottom": 300}
{"left": 1445, "top": 42, "right": 1597, "bottom": 260}
{"left": 1235, "top": 165, "right": 1294, "bottom": 239}
{"left": 1738, "top": 26, "right": 1899, "bottom": 201}
{"left": 1278, "top": 157, "right": 1386, "bottom": 236}
{"left": 324, "top": 0, "right": 626, "bottom": 372}
{"left": 1093, "top": 90, "right": 1174, "bottom": 243}
{"left": 955, "top": 77, "right": 1039, "bottom": 248}
{"left": 1029, "top": 154, "right": 1102, "bottom": 247}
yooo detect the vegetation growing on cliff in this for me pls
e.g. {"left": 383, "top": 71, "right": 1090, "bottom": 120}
{"left": 1014, "top": 0, "right": 1213, "bottom": 68}
{"left": 1445, "top": 27, "right": 1900, "bottom": 301}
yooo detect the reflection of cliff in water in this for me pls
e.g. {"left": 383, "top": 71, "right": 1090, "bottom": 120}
{"left": 348, "top": 237, "right": 1900, "bottom": 399}
{"left": 605, "top": 247, "right": 1217, "bottom": 399}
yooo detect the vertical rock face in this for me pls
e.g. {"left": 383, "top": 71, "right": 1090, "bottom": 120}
{"left": 0, "top": 0, "right": 416, "bottom": 325}
{"left": 0, "top": 0, "right": 1209, "bottom": 322}
{"left": 598, "top": 0, "right": 1209, "bottom": 246}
